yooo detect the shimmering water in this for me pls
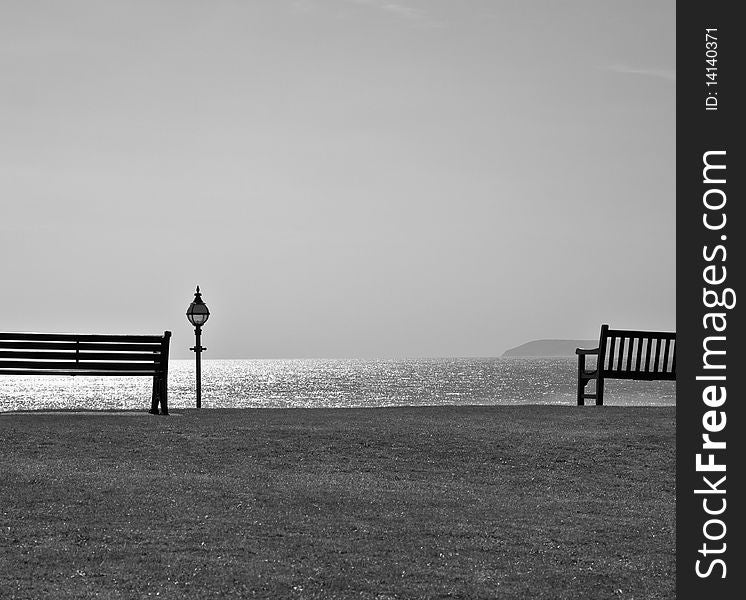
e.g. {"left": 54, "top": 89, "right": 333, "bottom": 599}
{"left": 0, "top": 358, "right": 675, "bottom": 412}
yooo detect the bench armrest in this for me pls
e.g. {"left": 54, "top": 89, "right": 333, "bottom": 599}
{"left": 575, "top": 347, "right": 599, "bottom": 355}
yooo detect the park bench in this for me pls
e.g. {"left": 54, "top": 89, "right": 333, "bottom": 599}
{"left": 0, "top": 331, "right": 171, "bottom": 414}
{"left": 575, "top": 324, "right": 675, "bottom": 405}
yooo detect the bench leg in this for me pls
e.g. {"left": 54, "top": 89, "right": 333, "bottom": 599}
{"left": 576, "top": 354, "right": 585, "bottom": 405}
{"left": 149, "top": 374, "right": 169, "bottom": 415}
{"left": 150, "top": 375, "right": 160, "bottom": 414}
{"left": 596, "top": 375, "right": 604, "bottom": 406}
{"left": 160, "top": 373, "right": 169, "bottom": 416}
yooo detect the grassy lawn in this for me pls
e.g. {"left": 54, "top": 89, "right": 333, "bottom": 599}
{"left": 0, "top": 406, "right": 674, "bottom": 599}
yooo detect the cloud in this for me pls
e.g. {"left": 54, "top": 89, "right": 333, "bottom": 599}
{"left": 605, "top": 64, "right": 676, "bottom": 82}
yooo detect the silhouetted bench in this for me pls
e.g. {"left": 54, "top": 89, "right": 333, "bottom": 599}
{"left": 575, "top": 324, "right": 675, "bottom": 405}
{"left": 0, "top": 331, "right": 171, "bottom": 414}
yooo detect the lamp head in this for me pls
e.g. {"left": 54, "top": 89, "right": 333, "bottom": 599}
{"left": 186, "top": 285, "right": 210, "bottom": 327}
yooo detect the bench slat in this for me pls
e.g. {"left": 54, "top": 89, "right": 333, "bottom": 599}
{"left": 671, "top": 341, "right": 676, "bottom": 373}
{"left": 662, "top": 338, "right": 671, "bottom": 373}
{"left": 0, "top": 369, "right": 162, "bottom": 377}
{"left": 634, "top": 337, "right": 643, "bottom": 373}
{"left": 653, "top": 338, "right": 662, "bottom": 373}
{"left": 0, "top": 332, "right": 165, "bottom": 343}
{"left": 0, "top": 351, "right": 163, "bottom": 362}
{"left": 606, "top": 328, "right": 675, "bottom": 340}
{"left": 625, "top": 338, "right": 634, "bottom": 372}
{"left": 0, "top": 361, "right": 163, "bottom": 372}
{"left": 0, "top": 341, "right": 164, "bottom": 352}
{"left": 616, "top": 337, "right": 626, "bottom": 371}
{"left": 607, "top": 336, "right": 617, "bottom": 372}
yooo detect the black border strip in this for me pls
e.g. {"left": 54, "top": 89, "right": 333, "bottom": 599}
{"left": 677, "top": 4, "right": 743, "bottom": 598}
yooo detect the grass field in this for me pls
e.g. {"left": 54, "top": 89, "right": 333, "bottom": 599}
{"left": 0, "top": 406, "right": 674, "bottom": 599}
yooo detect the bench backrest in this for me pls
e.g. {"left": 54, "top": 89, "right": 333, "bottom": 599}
{"left": 598, "top": 324, "right": 675, "bottom": 381}
{"left": 0, "top": 332, "right": 171, "bottom": 376}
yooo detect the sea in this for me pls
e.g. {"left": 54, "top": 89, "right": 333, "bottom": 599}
{"left": 0, "top": 358, "right": 675, "bottom": 412}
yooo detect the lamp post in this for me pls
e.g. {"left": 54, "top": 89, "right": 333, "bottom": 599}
{"left": 186, "top": 286, "right": 209, "bottom": 408}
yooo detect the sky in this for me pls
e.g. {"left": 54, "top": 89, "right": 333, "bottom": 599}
{"left": 1, "top": 0, "right": 675, "bottom": 359}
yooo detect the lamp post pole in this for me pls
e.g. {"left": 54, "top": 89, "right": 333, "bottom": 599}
{"left": 190, "top": 326, "right": 205, "bottom": 409}
{"left": 186, "top": 286, "right": 210, "bottom": 409}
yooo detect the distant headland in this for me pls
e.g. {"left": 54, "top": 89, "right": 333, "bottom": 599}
{"left": 502, "top": 339, "right": 598, "bottom": 357}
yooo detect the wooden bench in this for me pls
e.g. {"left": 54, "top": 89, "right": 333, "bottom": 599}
{"left": 0, "top": 331, "right": 172, "bottom": 414}
{"left": 575, "top": 324, "right": 675, "bottom": 405}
